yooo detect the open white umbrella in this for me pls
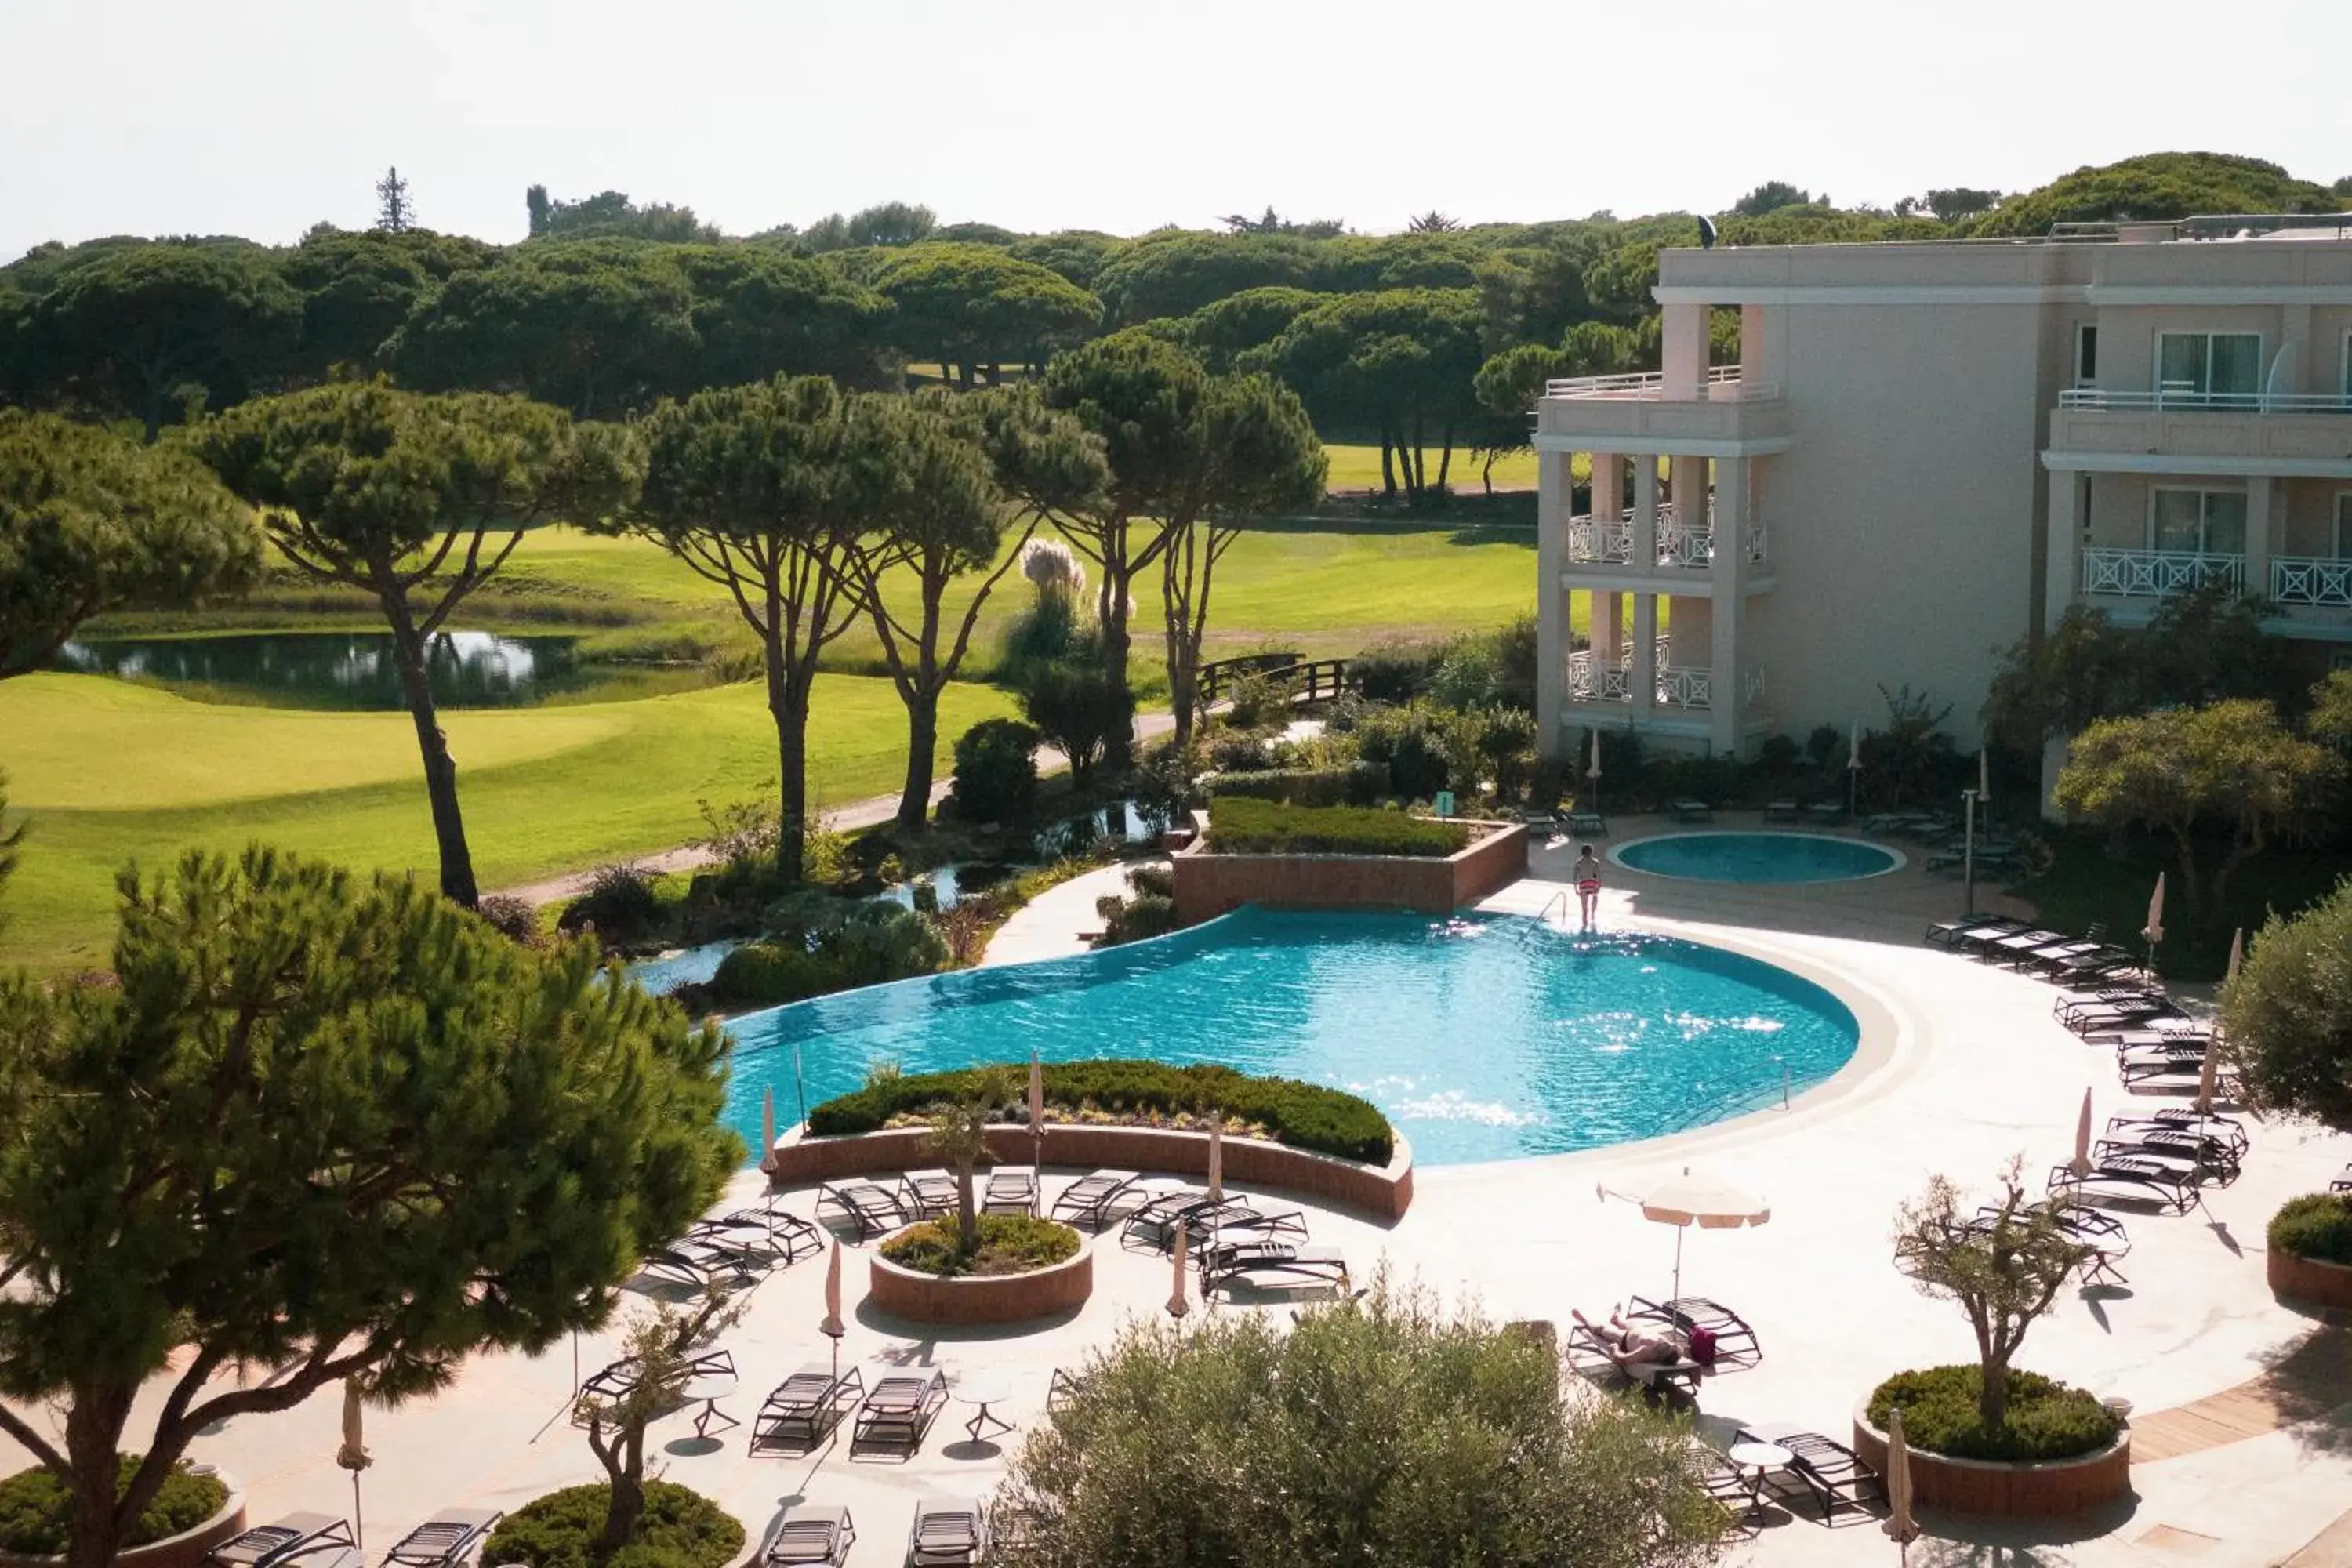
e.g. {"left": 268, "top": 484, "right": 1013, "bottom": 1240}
{"left": 818, "top": 1240, "right": 845, "bottom": 1372}
{"left": 1167, "top": 1220, "right": 1191, "bottom": 1319}
{"left": 2071, "top": 1086, "right": 2095, "bottom": 1179}
{"left": 334, "top": 1377, "right": 371, "bottom": 1550}
{"left": 1882, "top": 1406, "right": 1920, "bottom": 1562}
{"left": 1207, "top": 1116, "right": 1225, "bottom": 1201}
{"left": 1597, "top": 1167, "right": 1770, "bottom": 1302}
{"left": 760, "top": 1087, "right": 776, "bottom": 1174}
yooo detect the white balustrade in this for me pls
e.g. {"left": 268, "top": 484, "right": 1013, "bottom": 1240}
{"left": 2272, "top": 556, "right": 2352, "bottom": 608}
{"left": 2059, "top": 387, "right": 2352, "bottom": 415}
{"left": 1544, "top": 365, "right": 1780, "bottom": 403}
{"left": 1659, "top": 515, "right": 1715, "bottom": 568}
{"left": 2081, "top": 548, "right": 2243, "bottom": 597}
{"left": 1656, "top": 666, "right": 1711, "bottom": 710}
{"left": 1744, "top": 517, "right": 1768, "bottom": 564}
{"left": 1566, "top": 514, "right": 1633, "bottom": 564}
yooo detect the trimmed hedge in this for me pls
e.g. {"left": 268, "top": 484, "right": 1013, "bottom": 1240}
{"left": 880, "top": 1214, "right": 1082, "bottom": 1277}
{"left": 808, "top": 1058, "right": 1394, "bottom": 1164}
{"left": 1204, "top": 797, "right": 1469, "bottom": 858}
{"left": 1207, "top": 764, "right": 1387, "bottom": 808}
{"left": 0, "top": 1458, "right": 228, "bottom": 1555}
{"left": 482, "top": 1483, "right": 743, "bottom": 1568}
{"left": 1867, "top": 1366, "right": 2121, "bottom": 1463}
{"left": 2270, "top": 1192, "right": 2352, "bottom": 1265}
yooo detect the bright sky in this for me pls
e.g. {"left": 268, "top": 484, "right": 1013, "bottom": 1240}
{"left": 5, "top": 0, "right": 2346, "bottom": 261}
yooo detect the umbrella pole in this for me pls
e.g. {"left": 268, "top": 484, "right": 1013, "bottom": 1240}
{"left": 1671, "top": 1225, "right": 1684, "bottom": 1305}
{"left": 350, "top": 1471, "right": 363, "bottom": 1552}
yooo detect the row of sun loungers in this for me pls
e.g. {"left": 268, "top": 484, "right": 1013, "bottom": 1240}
{"left": 817, "top": 1168, "right": 1043, "bottom": 1240}
{"left": 1563, "top": 1296, "right": 1764, "bottom": 1396}
{"left": 764, "top": 1497, "right": 989, "bottom": 1567}
{"left": 749, "top": 1362, "right": 949, "bottom": 1458}
{"left": 209, "top": 1509, "right": 502, "bottom": 1568}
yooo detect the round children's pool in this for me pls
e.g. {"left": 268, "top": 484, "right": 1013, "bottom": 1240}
{"left": 1610, "top": 831, "right": 1904, "bottom": 885}
{"left": 721, "top": 907, "right": 1860, "bottom": 1167}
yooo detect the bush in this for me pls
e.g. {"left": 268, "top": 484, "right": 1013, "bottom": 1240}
{"left": 1127, "top": 864, "right": 1175, "bottom": 899}
{"left": 1223, "top": 666, "right": 1296, "bottom": 729}
{"left": 1351, "top": 703, "right": 1451, "bottom": 799}
{"left": 0, "top": 1458, "right": 227, "bottom": 1555}
{"left": 951, "top": 717, "right": 1040, "bottom": 824}
{"left": 1096, "top": 891, "right": 1180, "bottom": 947}
{"left": 557, "top": 862, "right": 662, "bottom": 945}
{"left": 999, "top": 591, "right": 1081, "bottom": 681}
{"left": 2220, "top": 880, "right": 2352, "bottom": 1127}
{"left": 475, "top": 894, "right": 541, "bottom": 946}
{"left": 1205, "top": 797, "right": 1468, "bottom": 858}
{"left": 1022, "top": 660, "right": 1134, "bottom": 781}
{"left": 482, "top": 1482, "right": 743, "bottom": 1568}
{"left": 1207, "top": 733, "right": 1275, "bottom": 771}
{"left": 2270, "top": 1192, "right": 2352, "bottom": 1265}
{"left": 1867, "top": 1366, "right": 2120, "bottom": 1463}
{"left": 1206, "top": 764, "right": 1385, "bottom": 808}
{"left": 1353, "top": 643, "right": 1441, "bottom": 702}
{"left": 808, "top": 1058, "right": 1394, "bottom": 1163}
{"left": 706, "top": 899, "right": 949, "bottom": 1007}
{"left": 880, "top": 1213, "right": 1081, "bottom": 1276}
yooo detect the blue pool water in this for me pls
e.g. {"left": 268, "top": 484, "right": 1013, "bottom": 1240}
{"left": 721, "top": 908, "right": 1858, "bottom": 1166}
{"left": 1613, "top": 832, "right": 1902, "bottom": 884}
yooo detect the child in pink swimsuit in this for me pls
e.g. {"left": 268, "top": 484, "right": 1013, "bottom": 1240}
{"left": 1573, "top": 844, "right": 1602, "bottom": 931}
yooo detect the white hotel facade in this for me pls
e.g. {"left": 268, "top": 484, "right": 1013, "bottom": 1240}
{"left": 1529, "top": 216, "right": 2352, "bottom": 764}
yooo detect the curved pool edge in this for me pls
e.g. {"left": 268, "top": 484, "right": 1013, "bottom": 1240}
{"left": 1607, "top": 829, "right": 1908, "bottom": 884}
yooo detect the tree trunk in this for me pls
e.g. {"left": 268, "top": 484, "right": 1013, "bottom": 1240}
{"left": 383, "top": 599, "right": 480, "bottom": 906}
{"left": 597, "top": 1424, "right": 646, "bottom": 1552}
{"left": 898, "top": 684, "right": 939, "bottom": 832}
{"left": 1979, "top": 1356, "right": 2010, "bottom": 1428}
{"left": 2171, "top": 829, "right": 2202, "bottom": 926}
{"left": 1437, "top": 422, "right": 1454, "bottom": 490}
{"left": 773, "top": 677, "right": 810, "bottom": 886}
{"left": 1482, "top": 449, "right": 1498, "bottom": 495}
{"left": 956, "top": 1163, "right": 978, "bottom": 1250}
{"left": 1379, "top": 437, "right": 1396, "bottom": 497}
{"left": 64, "top": 1385, "right": 136, "bottom": 1568}
{"left": 1095, "top": 535, "right": 1136, "bottom": 771}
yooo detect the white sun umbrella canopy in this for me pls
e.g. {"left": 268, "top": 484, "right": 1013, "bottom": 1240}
{"left": 1207, "top": 1116, "right": 1225, "bottom": 1200}
{"left": 760, "top": 1086, "right": 776, "bottom": 1172}
{"left": 1167, "top": 1220, "right": 1191, "bottom": 1319}
{"left": 2144, "top": 873, "right": 2166, "bottom": 946}
{"left": 1596, "top": 1166, "right": 1770, "bottom": 1303}
{"left": 1882, "top": 1406, "right": 1921, "bottom": 1562}
{"left": 2071, "top": 1086, "right": 2096, "bottom": 1179}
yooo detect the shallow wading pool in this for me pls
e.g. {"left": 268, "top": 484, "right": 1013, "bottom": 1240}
{"left": 1611, "top": 831, "right": 1904, "bottom": 885}
{"left": 724, "top": 908, "right": 1858, "bottom": 1166}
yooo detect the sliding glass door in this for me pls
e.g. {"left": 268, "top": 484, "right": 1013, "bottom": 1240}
{"left": 2151, "top": 488, "right": 2247, "bottom": 555}
{"left": 2156, "top": 332, "right": 2263, "bottom": 408}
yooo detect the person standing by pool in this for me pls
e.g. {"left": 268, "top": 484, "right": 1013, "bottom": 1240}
{"left": 1573, "top": 844, "right": 1602, "bottom": 931}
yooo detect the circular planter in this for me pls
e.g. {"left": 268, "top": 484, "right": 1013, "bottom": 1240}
{"left": 0, "top": 1472, "right": 246, "bottom": 1568}
{"left": 2269, "top": 1247, "right": 2352, "bottom": 1309}
{"left": 867, "top": 1225, "right": 1092, "bottom": 1326}
{"left": 1852, "top": 1404, "right": 2130, "bottom": 1519}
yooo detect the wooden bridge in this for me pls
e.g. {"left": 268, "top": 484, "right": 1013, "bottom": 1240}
{"left": 1197, "top": 652, "right": 1359, "bottom": 706}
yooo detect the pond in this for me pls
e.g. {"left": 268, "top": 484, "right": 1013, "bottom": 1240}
{"left": 52, "top": 630, "right": 588, "bottom": 710}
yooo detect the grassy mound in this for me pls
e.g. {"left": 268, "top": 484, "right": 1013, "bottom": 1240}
{"left": 2270, "top": 1192, "right": 2352, "bottom": 1265}
{"left": 1867, "top": 1366, "right": 2120, "bottom": 1463}
{"left": 1204, "top": 797, "right": 1469, "bottom": 858}
{"left": 881, "top": 1214, "right": 1081, "bottom": 1277}
{"left": 808, "top": 1058, "right": 1393, "bottom": 1164}
{"left": 0, "top": 1458, "right": 227, "bottom": 1555}
{"left": 482, "top": 1482, "right": 743, "bottom": 1568}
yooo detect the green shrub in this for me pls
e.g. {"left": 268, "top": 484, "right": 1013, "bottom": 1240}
{"left": 808, "top": 1058, "right": 1393, "bottom": 1163}
{"left": 483, "top": 1482, "right": 743, "bottom": 1568}
{"left": 474, "top": 894, "right": 542, "bottom": 946}
{"left": 951, "top": 717, "right": 1040, "bottom": 824}
{"left": 709, "top": 941, "right": 833, "bottom": 1007}
{"left": 2270, "top": 1192, "right": 2352, "bottom": 1265}
{"left": 1205, "top": 797, "right": 1468, "bottom": 858}
{"left": 1207, "top": 764, "right": 1385, "bottom": 808}
{"left": 881, "top": 1213, "right": 1081, "bottom": 1276}
{"left": 1867, "top": 1366, "right": 2119, "bottom": 1462}
{"left": 706, "top": 900, "right": 949, "bottom": 1008}
{"left": 1097, "top": 891, "right": 1180, "bottom": 947}
{"left": 1350, "top": 703, "right": 1451, "bottom": 799}
{"left": 1127, "top": 864, "right": 1175, "bottom": 899}
{"left": 557, "top": 862, "right": 663, "bottom": 945}
{"left": 1353, "top": 643, "right": 1441, "bottom": 702}
{"left": 1021, "top": 659, "right": 1134, "bottom": 780}
{"left": 0, "top": 1457, "right": 227, "bottom": 1555}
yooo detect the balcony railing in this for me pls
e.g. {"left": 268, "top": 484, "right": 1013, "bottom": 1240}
{"left": 1566, "top": 503, "right": 1732, "bottom": 568}
{"left": 1544, "top": 365, "right": 1782, "bottom": 403}
{"left": 2059, "top": 387, "right": 2352, "bottom": 414}
{"left": 1565, "top": 640, "right": 1711, "bottom": 710}
{"left": 2273, "top": 556, "right": 2352, "bottom": 608}
{"left": 2082, "top": 548, "right": 2244, "bottom": 597}
{"left": 1566, "top": 514, "right": 1634, "bottom": 565}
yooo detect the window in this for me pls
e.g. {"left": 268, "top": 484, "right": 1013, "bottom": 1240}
{"left": 2155, "top": 332, "right": 2263, "bottom": 408}
{"left": 2074, "top": 324, "right": 2098, "bottom": 387}
{"left": 2150, "top": 488, "right": 2247, "bottom": 555}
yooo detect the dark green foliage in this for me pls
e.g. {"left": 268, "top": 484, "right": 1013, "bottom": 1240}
{"left": 1352, "top": 644, "right": 1442, "bottom": 702}
{"left": 1973, "top": 152, "right": 2336, "bottom": 236}
{"left": 952, "top": 717, "right": 1040, "bottom": 822}
{"left": 1206, "top": 764, "right": 1384, "bottom": 808}
{"left": 999, "top": 592, "right": 1081, "bottom": 678}
{"left": 529, "top": 191, "right": 722, "bottom": 245}
{"left": 558, "top": 862, "right": 662, "bottom": 945}
{"left": 474, "top": 894, "right": 540, "bottom": 946}
{"left": 281, "top": 227, "right": 499, "bottom": 379}
{"left": 1984, "top": 589, "right": 2288, "bottom": 750}
{"left": 808, "top": 1058, "right": 1394, "bottom": 1164}
{"left": 2220, "top": 882, "right": 2352, "bottom": 1127}
{"left": 1097, "top": 893, "right": 1179, "bottom": 947}
{"left": 706, "top": 898, "right": 947, "bottom": 1007}
{"left": 482, "top": 1482, "right": 743, "bottom": 1568}
{"left": 1349, "top": 704, "right": 1453, "bottom": 799}
{"left": 1021, "top": 660, "right": 1134, "bottom": 782}
{"left": 0, "top": 1458, "right": 226, "bottom": 1554}
{"left": 1867, "top": 1367, "right": 2119, "bottom": 1462}
{"left": 880, "top": 1214, "right": 1080, "bottom": 1277}
{"left": 1206, "top": 797, "right": 1467, "bottom": 858}
{"left": 2268, "top": 1193, "right": 2352, "bottom": 1264}
{"left": 1730, "top": 181, "right": 1813, "bottom": 217}
{"left": 873, "top": 245, "right": 1103, "bottom": 382}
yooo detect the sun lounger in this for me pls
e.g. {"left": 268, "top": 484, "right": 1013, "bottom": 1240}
{"left": 984, "top": 1166, "right": 1039, "bottom": 1215}
{"left": 207, "top": 1515, "right": 357, "bottom": 1568}
{"left": 1671, "top": 799, "right": 1714, "bottom": 823}
{"left": 766, "top": 1505, "right": 854, "bottom": 1566}
{"left": 2043, "top": 947, "right": 2140, "bottom": 985}
{"left": 1200, "top": 1207, "right": 1308, "bottom": 1244}
{"left": 900, "top": 1171, "right": 958, "bottom": 1219}
{"left": 691, "top": 1206, "right": 825, "bottom": 1265}
{"left": 1566, "top": 808, "right": 1607, "bottom": 837}
{"left": 1974, "top": 1201, "right": 2132, "bottom": 1285}
{"left": 1564, "top": 1317, "right": 1703, "bottom": 1396}
{"left": 1200, "top": 1242, "right": 1351, "bottom": 1296}
{"left": 2334, "top": 1165, "right": 2352, "bottom": 1193}
{"left": 2049, "top": 1157, "right": 2198, "bottom": 1214}
{"left": 2131, "top": 1108, "right": 2247, "bottom": 1155}
{"left": 1978, "top": 928, "right": 2069, "bottom": 965}
{"left": 906, "top": 1496, "right": 986, "bottom": 1567}
{"left": 1628, "top": 1295, "right": 1762, "bottom": 1372}
{"left": 1120, "top": 1185, "right": 1217, "bottom": 1248}
{"left": 1049, "top": 1170, "right": 1144, "bottom": 1227}
{"left": 1047, "top": 1366, "right": 1087, "bottom": 1410}
{"left": 987, "top": 1505, "right": 1044, "bottom": 1554}
{"left": 853, "top": 1368, "right": 949, "bottom": 1455}
{"left": 1923, "top": 915, "right": 2028, "bottom": 949}
{"left": 641, "top": 1240, "right": 756, "bottom": 1290}
{"left": 816, "top": 1181, "right": 909, "bottom": 1240}
{"left": 1763, "top": 800, "right": 1798, "bottom": 823}
{"left": 1741, "top": 1426, "right": 1886, "bottom": 1521}
{"left": 2119, "top": 1044, "right": 2208, "bottom": 1089}
{"left": 2097, "top": 1124, "right": 2238, "bottom": 1181}
{"left": 750, "top": 1364, "right": 863, "bottom": 1452}
{"left": 383, "top": 1508, "right": 503, "bottom": 1568}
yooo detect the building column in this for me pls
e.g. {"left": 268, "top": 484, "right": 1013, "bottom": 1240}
{"left": 1710, "top": 457, "right": 1749, "bottom": 756}
{"left": 2043, "top": 464, "right": 2084, "bottom": 634}
{"left": 1592, "top": 452, "right": 1624, "bottom": 539}
{"left": 1591, "top": 590, "right": 1621, "bottom": 666}
{"left": 1661, "top": 303, "right": 1708, "bottom": 399}
{"left": 1739, "top": 302, "right": 1769, "bottom": 390}
{"left": 1668, "top": 455, "right": 1707, "bottom": 561}
{"left": 2245, "top": 474, "right": 2274, "bottom": 601}
{"left": 2282, "top": 304, "right": 2314, "bottom": 396}
{"left": 1535, "top": 448, "right": 1570, "bottom": 757}
{"left": 1632, "top": 592, "right": 1658, "bottom": 724}
{"left": 1632, "top": 458, "right": 1659, "bottom": 571}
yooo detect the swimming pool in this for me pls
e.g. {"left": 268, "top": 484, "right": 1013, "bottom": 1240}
{"left": 721, "top": 908, "right": 1859, "bottom": 1166}
{"left": 1612, "top": 832, "right": 1903, "bottom": 884}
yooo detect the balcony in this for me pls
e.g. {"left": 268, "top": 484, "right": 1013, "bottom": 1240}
{"left": 1535, "top": 366, "right": 1792, "bottom": 450}
{"left": 2050, "top": 388, "right": 2352, "bottom": 470}
{"left": 1564, "top": 641, "right": 1764, "bottom": 714}
{"left": 1563, "top": 504, "right": 1770, "bottom": 572}
{"left": 2272, "top": 556, "right": 2352, "bottom": 608}
{"left": 2081, "top": 548, "right": 2243, "bottom": 598}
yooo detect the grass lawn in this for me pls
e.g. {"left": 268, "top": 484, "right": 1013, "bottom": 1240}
{"left": 1320, "top": 444, "right": 1538, "bottom": 494}
{"left": 2021, "top": 828, "right": 2352, "bottom": 982}
{"left": 0, "top": 673, "right": 1015, "bottom": 975}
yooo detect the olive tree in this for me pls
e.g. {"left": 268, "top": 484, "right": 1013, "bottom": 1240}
{"left": 2218, "top": 878, "right": 2352, "bottom": 1128}
{"left": 997, "top": 1279, "right": 1726, "bottom": 1568}
{"left": 924, "top": 1067, "right": 1019, "bottom": 1250}
{"left": 194, "top": 383, "right": 636, "bottom": 906}
{"left": 1891, "top": 1160, "right": 2091, "bottom": 1429}
{"left": 578, "top": 1294, "right": 742, "bottom": 1552}
{"left": 0, "top": 846, "right": 737, "bottom": 1568}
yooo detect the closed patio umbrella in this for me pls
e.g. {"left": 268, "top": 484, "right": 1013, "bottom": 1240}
{"left": 2226, "top": 927, "right": 2244, "bottom": 982}
{"left": 1167, "top": 1220, "right": 1190, "bottom": 1319}
{"left": 2143, "top": 873, "right": 2166, "bottom": 971}
{"left": 819, "top": 1240, "right": 845, "bottom": 1373}
{"left": 1847, "top": 721, "right": 1863, "bottom": 815}
{"left": 334, "top": 1377, "right": 371, "bottom": 1550}
{"left": 1586, "top": 728, "right": 1602, "bottom": 813}
{"left": 1596, "top": 1167, "right": 1770, "bottom": 1302}
{"left": 2194, "top": 1047, "right": 2220, "bottom": 1116}
{"left": 2071, "top": 1086, "right": 2095, "bottom": 1179}
{"left": 760, "top": 1087, "right": 776, "bottom": 1174}
{"left": 1028, "top": 1048, "right": 1045, "bottom": 1167}
{"left": 1882, "top": 1407, "right": 1920, "bottom": 1563}
{"left": 1207, "top": 1116, "right": 1224, "bottom": 1201}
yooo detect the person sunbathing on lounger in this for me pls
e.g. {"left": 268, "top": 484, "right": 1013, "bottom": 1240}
{"left": 1571, "top": 1308, "right": 1677, "bottom": 1371}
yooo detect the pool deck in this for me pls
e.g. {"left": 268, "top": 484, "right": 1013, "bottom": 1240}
{"left": 7, "top": 812, "right": 2347, "bottom": 1567}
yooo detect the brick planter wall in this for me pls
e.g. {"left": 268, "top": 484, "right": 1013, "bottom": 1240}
{"left": 765, "top": 1123, "right": 1414, "bottom": 1221}
{"left": 866, "top": 1225, "right": 1094, "bottom": 1325}
{"left": 0, "top": 1477, "right": 246, "bottom": 1568}
{"left": 2269, "top": 1248, "right": 2352, "bottom": 1309}
{"left": 1171, "top": 821, "right": 1527, "bottom": 924}
{"left": 1851, "top": 1406, "right": 2132, "bottom": 1519}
